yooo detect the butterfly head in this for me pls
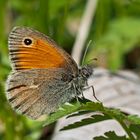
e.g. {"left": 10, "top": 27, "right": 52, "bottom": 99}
{"left": 79, "top": 66, "right": 93, "bottom": 79}
{"left": 79, "top": 65, "right": 93, "bottom": 79}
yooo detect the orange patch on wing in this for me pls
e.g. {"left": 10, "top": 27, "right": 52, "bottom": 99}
{"left": 15, "top": 38, "right": 65, "bottom": 70}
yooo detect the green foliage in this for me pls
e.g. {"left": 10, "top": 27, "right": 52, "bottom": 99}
{"left": 86, "top": 0, "right": 140, "bottom": 70}
{"left": 130, "top": 124, "right": 140, "bottom": 139}
{"left": 60, "top": 114, "right": 111, "bottom": 130}
{"left": 43, "top": 100, "right": 81, "bottom": 126}
{"left": 94, "top": 131, "right": 129, "bottom": 140}
{"left": 42, "top": 98, "right": 140, "bottom": 139}
{"left": 87, "top": 18, "right": 140, "bottom": 70}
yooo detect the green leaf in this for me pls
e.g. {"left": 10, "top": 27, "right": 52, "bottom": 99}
{"left": 61, "top": 114, "right": 111, "bottom": 131}
{"left": 94, "top": 131, "right": 129, "bottom": 140}
{"left": 43, "top": 99, "right": 105, "bottom": 126}
{"left": 43, "top": 99, "right": 82, "bottom": 126}
{"left": 127, "top": 115, "right": 140, "bottom": 124}
{"left": 129, "top": 124, "right": 140, "bottom": 139}
{"left": 43, "top": 99, "right": 140, "bottom": 128}
{"left": 42, "top": 98, "right": 140, "bottom": 140}
{"left": 66, "top": 110, "right": 94, "bottom": 118}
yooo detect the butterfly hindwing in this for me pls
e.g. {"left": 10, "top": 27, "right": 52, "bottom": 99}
{"left": 6, "top": 68, "right": 75, "bottom": 119}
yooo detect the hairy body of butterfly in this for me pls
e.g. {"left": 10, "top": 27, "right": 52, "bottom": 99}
{"left": 6, "top": 27, "right": 93, "bottom": 119}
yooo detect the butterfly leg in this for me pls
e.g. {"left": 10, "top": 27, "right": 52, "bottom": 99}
{"left": 80, "top": 90, "right": 86, "bottom": 100}
{"left": 72, "top": 83, "right": 83, "bottom": 103}
{"left": 84, "top": 85, "right": 100, "bottom": 102}
{"left": 75, "top": 86, "right": 86, "bottom": 100}
{"left": 72, "top": 83, "right": 79, "bottom": 102}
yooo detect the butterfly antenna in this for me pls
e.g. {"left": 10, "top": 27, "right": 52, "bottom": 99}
{"left": 81, "top": 40, "right": 92, "bottom": 66}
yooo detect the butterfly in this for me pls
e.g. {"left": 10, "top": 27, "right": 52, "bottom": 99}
{"left": 6, "top": 27, "right": 93, "bottom": 119}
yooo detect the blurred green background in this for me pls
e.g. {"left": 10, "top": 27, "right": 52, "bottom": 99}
{"left": 0, "top": 0, "right": 140, "bottom": 139}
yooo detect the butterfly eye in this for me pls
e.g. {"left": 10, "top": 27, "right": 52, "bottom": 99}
{"left": 23, "top": 38, "right": 33, "bottom": 46}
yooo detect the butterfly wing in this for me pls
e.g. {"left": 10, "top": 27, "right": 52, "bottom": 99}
{"left": 6, "top": 26, "right": 79, "bottom": 119}
{"left": 6, "top": 68, "right": 75, "bottom": 119}
{"left": 9, "top": 27, "right": 78, "bottom": 76}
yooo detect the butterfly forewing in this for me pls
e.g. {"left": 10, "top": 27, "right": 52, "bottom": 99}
{"left": 8, "top": 27, "right": 78, "bottom": 75}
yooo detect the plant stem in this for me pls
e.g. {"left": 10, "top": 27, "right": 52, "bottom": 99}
{"left": 72, "top": 0, "right": 98, "bottom": 65}
{"left": 117, "top": 119, "right": 135, "bottom": 140}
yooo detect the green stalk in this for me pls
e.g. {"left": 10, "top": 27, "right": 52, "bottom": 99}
{"left": 117, "top": 119, "right": 136, "bottom": 140}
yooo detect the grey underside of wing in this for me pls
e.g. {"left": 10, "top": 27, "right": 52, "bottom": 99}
{"left": 6, "top": 68, "right": 75, "bottom": 119}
